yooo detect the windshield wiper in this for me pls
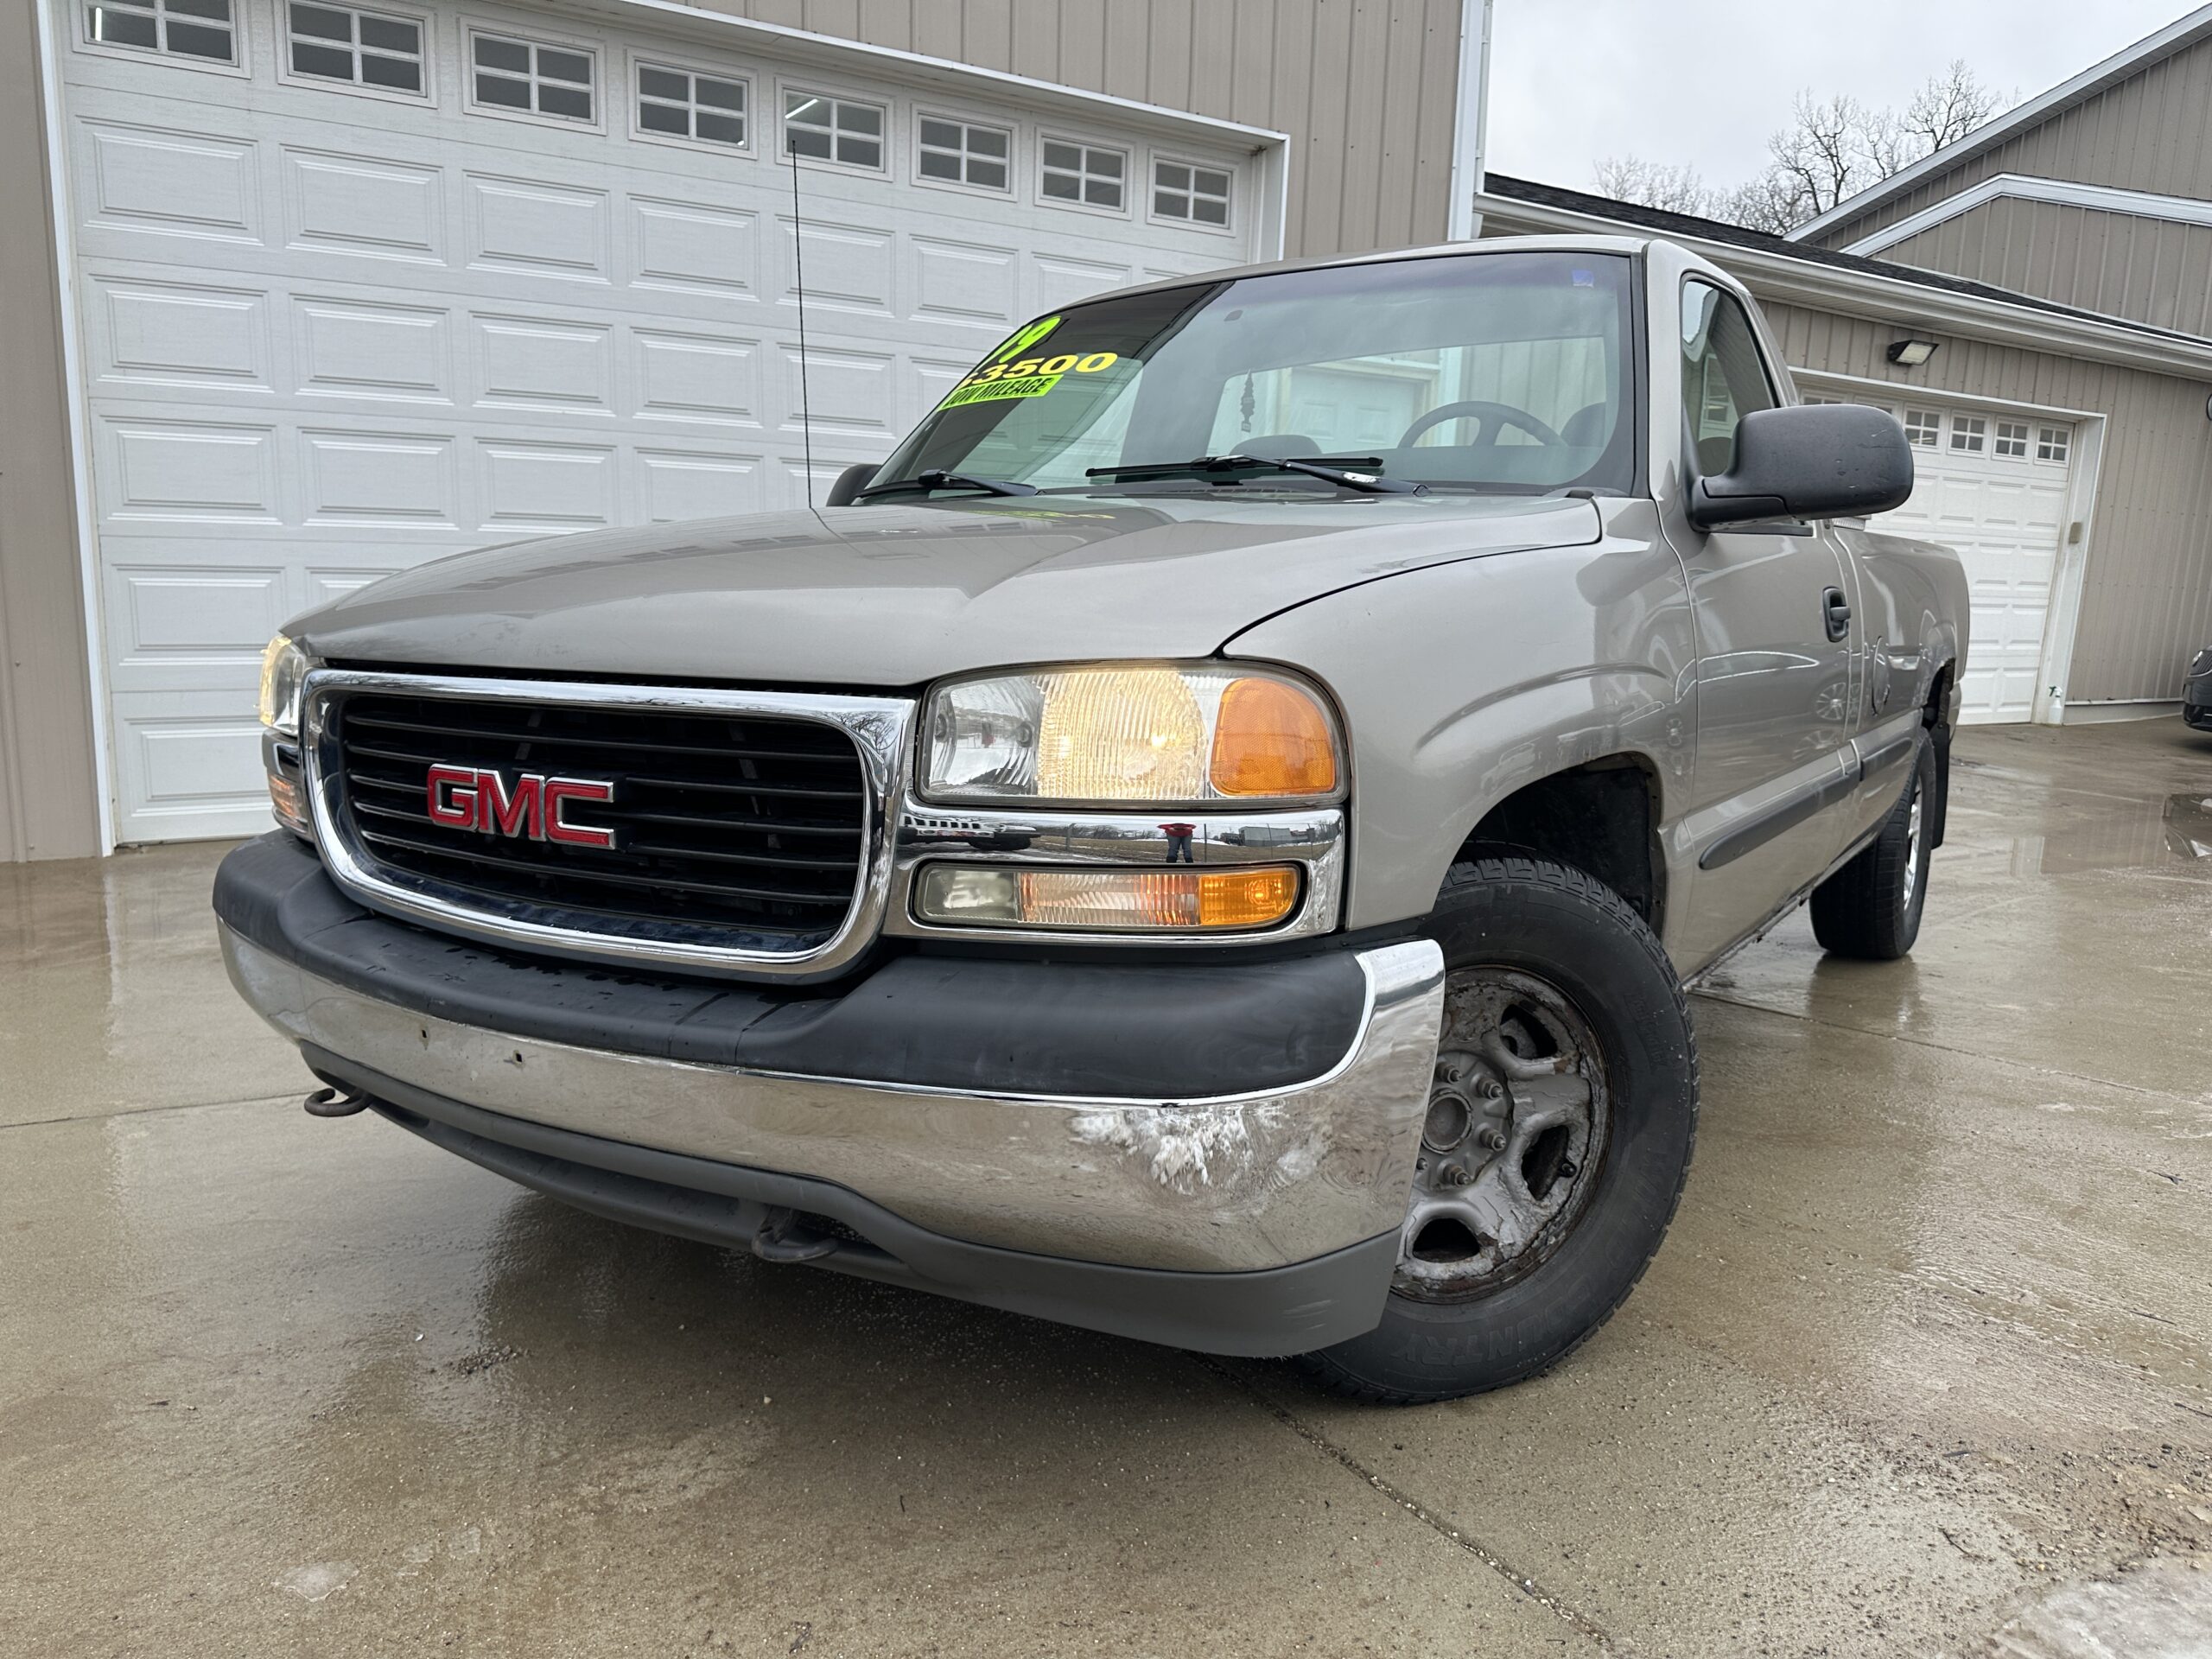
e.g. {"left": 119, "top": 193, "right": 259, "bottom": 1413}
{"left": 1084, "top": 454, "right": 1427, "bottom": 495}
{"left": 856, "top": 468, "right": 1038, "bottom": 499}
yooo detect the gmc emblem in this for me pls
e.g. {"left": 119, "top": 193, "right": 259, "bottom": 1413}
{"left": 425, "top": 765, "right": 617, "bottom": 849}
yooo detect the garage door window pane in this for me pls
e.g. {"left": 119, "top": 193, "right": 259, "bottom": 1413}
{"left": 785, "top": 90, "right": 884, "bottom": 169}
{"left": 696, "top": 76, "right": 744, "bottom": 113}
{"left": 475, "top": 68, "right": 530, "bottom": 107}
{"left": 918, "top": 115, "right": 1014, "bottom": 191}
{"left": 357, "top": 12, "right": 410, "bottom": 50}
{"left": 537, "top": 81, "right": 590, "bottom": 120}
{"left": 471, "top": 32, "right": 594, "bottom": 122}
{"left": 638, "top": 64, "right": 748, "bottom": 147}
{"left": 287, "top": 3, "right": 424, "bottom": 95}
{"left": 1153, "top": 157, "right": 1231, "bottom": 227}
{"left": 2037, "top": 426, "right": 2070, "bottom": 463}
{"left": 1949, "top": 416, "right": 1986, "bottom": 454}
{"left": 164, "top": 18, "right": 230, "bottom": 56}
{"left": 87, "top": 0, "right": 236, "bottom": 60}
{"left": 291, "top": 39, "right": 352, "bottom": 76}
{"left": 1042, "top": 140, "right": 1126, "bottom": 211}
{"left": 1903, "top": 409, "right": 1939, "bottom": 448}
{"left": 537, "top": 48, "right": 589, "bottom": 84}
{"left": 290, "top": 2, "right": 346, "bottom": 39}
{"left": 1995, "top": 421, "right": 2029, "bottom": 458}
{"left": 86, "top": 0, "right": 158, "bottom": 48}
{"left": 474, "top": 34, "right": 526, "bottom": 72}
{"left": 358, "top": 48, "right": 418, "bottom": 90}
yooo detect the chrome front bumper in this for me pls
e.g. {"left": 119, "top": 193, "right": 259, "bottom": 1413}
{"left": 222, "top": 928, "right": 1445, "bottom": 1276}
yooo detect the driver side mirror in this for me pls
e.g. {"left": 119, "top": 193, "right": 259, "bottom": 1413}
{"left": 1688, "top": 403, "right": 1914, "bottom": 530}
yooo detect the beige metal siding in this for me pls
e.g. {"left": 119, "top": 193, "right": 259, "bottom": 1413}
{"left": 676, "top": 0, "right": 1465, "bottom": 256}
{"left": 1809, "top": 33, "right": 2212, "bottom": 252}
{"left": 0, "top": 0, "right": 102, "bottom": 862}
{"left": 1877, "top": 196, "right": 2212, "bottom": 335}
{"left": 1758, "top": 300, "right": 2212, "bottom": 706}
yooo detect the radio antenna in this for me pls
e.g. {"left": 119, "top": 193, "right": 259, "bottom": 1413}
{"left": 787, "top": 134, "right": 816, "bottom": 507}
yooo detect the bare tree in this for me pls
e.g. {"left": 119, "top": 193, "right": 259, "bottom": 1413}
{"left": 1902, "top": 58, "right": 2005, "bottom": 156}
{"left": 1702, "top": 62, "right": 2008, "bottom": 234}
{"left": 1591, "top": 156, "right": 1712, "bottom": 216}
{"left": 1768, "top": 92, "right": 1873, "bottom": 219}
{"left": 1713, "top": 170, "right": 1815, "bottom": 238}
{"left": 1589, "top": 63, "right": 2007, "bottom": 236}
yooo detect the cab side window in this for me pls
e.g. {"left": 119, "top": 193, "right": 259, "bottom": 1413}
{"left": 1680, "top": 282, "right": 1777, "bottom": 476}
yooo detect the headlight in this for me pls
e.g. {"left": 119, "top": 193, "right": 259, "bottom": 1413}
{"left": 922, "top": 664, "right": 1341, "bottom": 804}
{"left": 2191, "top": 648, "right": 2212, "bottom": 678}
{"left": 257, "top": 634, "right": 315, "bottom": 737}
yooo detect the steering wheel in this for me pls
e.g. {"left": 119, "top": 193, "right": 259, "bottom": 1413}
{"left": 1397, "top": 399, "right": 1563, "bottom": 449}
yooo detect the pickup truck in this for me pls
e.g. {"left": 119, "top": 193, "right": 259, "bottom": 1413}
{"left": 214, "top": 235, "right": 1966, "bottom": 1403}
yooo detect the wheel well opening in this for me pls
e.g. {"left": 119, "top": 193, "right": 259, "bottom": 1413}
{"left": 1458, "top": 759, "right": 1663, "bottom": 931}
{"left": 1923, "top": 660, "right": 1955, "bottom": 849}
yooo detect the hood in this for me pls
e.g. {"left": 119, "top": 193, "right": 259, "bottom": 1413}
{"left": 291, "top": 493, "right": 1601, "bottom": 687}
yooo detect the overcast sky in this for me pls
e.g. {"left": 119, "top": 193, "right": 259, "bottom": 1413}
{"left": 1485, "top": 0, "right": 2192, "bottom": 193}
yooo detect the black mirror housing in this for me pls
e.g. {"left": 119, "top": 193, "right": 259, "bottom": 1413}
{"left": 1689, "top": 403, "right": 1915, "bottom": 529}
{"left": 824, "top": 461, "right": 880, "bottom": 507}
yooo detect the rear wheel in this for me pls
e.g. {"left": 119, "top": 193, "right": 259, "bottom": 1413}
{"left": 1299, "top": 856, "right": 1699, "bottom": 1404}
{"left": 1810, "top": 735, "right": 1936, "bottom": 961}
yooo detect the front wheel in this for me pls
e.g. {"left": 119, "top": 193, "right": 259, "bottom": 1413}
{"left": 1298, "top": 856, "right": 1699, "bottom": 1404}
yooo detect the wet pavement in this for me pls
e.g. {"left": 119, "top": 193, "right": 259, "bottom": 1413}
{"left": 3, "top": 717, "right": 2209, "bottom": 1657}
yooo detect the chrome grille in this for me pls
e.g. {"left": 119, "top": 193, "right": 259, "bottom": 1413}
{"left": 332, "top": 690, "right": 869, "bottom": 950}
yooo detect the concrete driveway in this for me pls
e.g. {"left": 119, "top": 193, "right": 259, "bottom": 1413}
{"left": 3, "top": 719, "right": 2208, "bottom": 1657}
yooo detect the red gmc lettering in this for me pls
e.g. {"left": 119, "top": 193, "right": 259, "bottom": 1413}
{"left": 480, "top": 772, "right": 543, "bottom": 840}
{"left": 426, "top": 764, "right": 479, "bottom": 829}
{"left": 423, "top": 766, "right": 615, "bottom": 848}
{"left": 543, "top": 779, "right": 617, "bottom": 848}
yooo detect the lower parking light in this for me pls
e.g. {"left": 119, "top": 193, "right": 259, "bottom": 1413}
{"left": 914, "top": 864, "right": 1300, "bottom": 931}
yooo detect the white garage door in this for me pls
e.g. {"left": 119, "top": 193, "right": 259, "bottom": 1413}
{"left": 1803, "top": 388, "right": 2077, "bottom": 724}
{"left": 54, "top": 0, "right": 1270, "bottom": 842}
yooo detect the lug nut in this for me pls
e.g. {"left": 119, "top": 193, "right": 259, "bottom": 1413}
{"left": 1478, "top": 1079, "right": 1505, "bottom": 1100}
{"left": 1478, "top": 1127, "right": 1508, "bottom": 1151}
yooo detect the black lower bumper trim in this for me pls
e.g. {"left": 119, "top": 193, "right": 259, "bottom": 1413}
{"left": 216, "top": 832, "right": 1366, "bottom": 1098}
{"left": 304, "top": 1044, "right": 1396, "bottom": 1358}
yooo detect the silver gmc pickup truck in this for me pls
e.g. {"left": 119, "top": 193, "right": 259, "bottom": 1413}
{"left": 216, "top": 235, "right": 1967, "bottom": 1402}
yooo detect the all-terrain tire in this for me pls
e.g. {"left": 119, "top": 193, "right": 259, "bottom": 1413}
{"left": 1809, "top": 735, "right": 1936, "bottom": 961}
{"left": 1296, "top": 856, "right": 1700, "bottom": 1405}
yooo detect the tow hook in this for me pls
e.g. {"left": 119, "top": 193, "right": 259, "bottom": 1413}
{"left": 302, "top": 1085, "right": 370, "bottom": 1118}
{"left": 752, "top": 1206, "right": 840, "bottom": 1264}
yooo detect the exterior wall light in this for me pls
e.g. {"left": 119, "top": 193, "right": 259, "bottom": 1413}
{"left": 1886, "top": 339, "right": 1939, "bottom": 367}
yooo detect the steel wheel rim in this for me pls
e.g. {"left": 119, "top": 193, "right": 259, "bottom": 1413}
{"left": 1904, "top": 785, "right": 1924, "bottom": 909}
{"left": 1392, "top": 966, "right": 1611, "bottom": 1302}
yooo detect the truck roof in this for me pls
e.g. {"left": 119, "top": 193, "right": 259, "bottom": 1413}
{"left": 1103, "top": 232, "right": 1674, "bottom": 306}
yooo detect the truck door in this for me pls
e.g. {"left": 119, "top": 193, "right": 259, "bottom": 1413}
{"left": 1669, "top": 279, "right": 1858, "bottom": 963}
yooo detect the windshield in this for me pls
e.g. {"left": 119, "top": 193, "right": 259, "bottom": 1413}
{"left": 872, "top": 251, "right": 1637, "bottom": 496}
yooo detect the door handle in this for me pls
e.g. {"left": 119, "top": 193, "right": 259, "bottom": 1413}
{"left": 1822, "top": 587, "right": 1851, "bottom": 642}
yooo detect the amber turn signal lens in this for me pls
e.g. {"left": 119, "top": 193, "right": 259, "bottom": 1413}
{"left": 914, "top": 863, "right": 1301, "bottom": 931}
{"left": 1208, "top": 677, "right": 1338, "bottom": 797}
{"left": 1194, "top": 866, "right": 1300, "bottom": 928}
{"left": 267, "top": 772, "right": 308, "bottom": 834}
